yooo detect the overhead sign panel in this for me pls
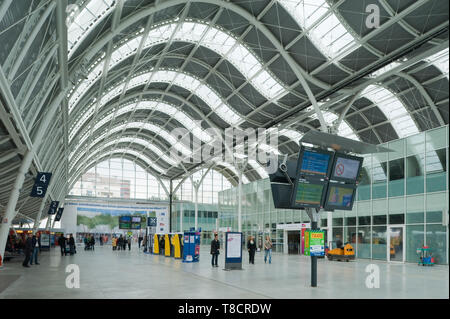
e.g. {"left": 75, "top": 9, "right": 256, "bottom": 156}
{"left": 47, "top": 201, "right": 59, "bottom": 215}
{"left": 54, "top": 207, "right": 64, "bottom": 222}
{"left": 30, "top": 172, "right": 52, "bottom": 197}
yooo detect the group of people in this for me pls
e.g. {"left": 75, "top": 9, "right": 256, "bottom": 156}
{"left": 22, "top": 233, "right": 41, "bottom": 267}
{"left": 57, "top": 234, "right": 76, "bottom": 256}
{"left": 111, "top": 234, "right": 132, "bottom": 251}
{"left": 209, "top": 234, "right": 273, "bottom": 267}
{"left": 83, "top": 235, "right": 95, "bottom": 250}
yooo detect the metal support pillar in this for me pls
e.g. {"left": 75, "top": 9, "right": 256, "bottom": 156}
{"left": 0, "top": 149, "right": 34, "bottom": 262}
{"left": 169, "top": 180, "right": 173, "bottom": 232}
{"left": 194, "top": 182, "right": 199, "bottom": 230}
{"left": 238, "top": 169, "right": 242, "bottom": 233}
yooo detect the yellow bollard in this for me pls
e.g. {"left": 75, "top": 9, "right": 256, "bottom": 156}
{"left": 153, "top": 234, "right": 159, "bottom": 254}
{"left": 173, "top": 234, "right": 181, "bottom": 259}
{"left": 165, "top": 234, "right": 171, "bottom": 257}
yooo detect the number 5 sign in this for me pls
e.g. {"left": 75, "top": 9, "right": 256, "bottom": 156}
{"left": 30, "top": 172, "right": 52, "bottom": 197}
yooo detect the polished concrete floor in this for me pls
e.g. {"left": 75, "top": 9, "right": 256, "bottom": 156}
{"left": 0, "top": 245, "right": 448, "bottom": 299}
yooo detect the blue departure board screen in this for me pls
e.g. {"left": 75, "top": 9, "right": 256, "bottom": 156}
{"left": 300, "top": 150, "right": 332, "bottom": 176}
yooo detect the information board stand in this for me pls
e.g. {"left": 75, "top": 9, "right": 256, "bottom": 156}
{"left": 224, "top": 232, "right": 243, "bottom": 271}
{"left": 40, "top": 231, "right": 51, "bottom": 251}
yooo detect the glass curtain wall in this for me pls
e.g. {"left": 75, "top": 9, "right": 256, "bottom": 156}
{"left": 218, "top": 126, "right": 449, "bottom": 264}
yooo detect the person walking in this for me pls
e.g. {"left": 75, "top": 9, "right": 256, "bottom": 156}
{"left": 127, "top": 235, "right": 131, "bottom": 251}
{"left": 123, "top": 235, "right": 127, "bottom": 251}
{"left": 264, "top": 235, "right": 273, "bottom": 264}
{"left": 30, "top": 233, "right": 41, "bottom": 265}
{"left": 112, "top": 236, "right": 117, "bottom": 251}
{"left": 22, "top": 234, "right": 33, "bottom": 267}
{"left": 210, "top": 233, "right": 220, "bottom": 267}
{"left": 58, "top": 235, "right": 66, "bottom": 256}
{"left": 99, "top": 234, "right": 103, "bottom": 246}
{"left": 69, "top": 234, "right": 75, "bottom": 255}
{"left": 138, "top": 234, "right": 143, "bottom": 249}
{"left": 118, "top": 235, "right": 123, "bottom": 251}
{"left": 90, "top": 235, "right": 95, "bottom": 251}
{"left": 247, "top": 235, "right": 257, "bottom": 264}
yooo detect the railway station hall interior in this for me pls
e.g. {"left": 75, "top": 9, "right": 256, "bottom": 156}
{"left": 0, "top": 0, "right": 448, "bottom": 300}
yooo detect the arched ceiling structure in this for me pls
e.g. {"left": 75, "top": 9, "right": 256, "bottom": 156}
{"left": 0, "top": 0, "right": 448, "bottom": 223}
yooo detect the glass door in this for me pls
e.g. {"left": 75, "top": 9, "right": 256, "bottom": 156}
{"left": 388, "top": 226, "right": 405, "bottom": 262}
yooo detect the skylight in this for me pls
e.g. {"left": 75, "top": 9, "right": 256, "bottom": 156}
{"left": 70, "top": 70, "right": 244, "bottom": 127}
{"left": 278, "top": 0, "right": 359, "bottom": 60}
{"left": 68, "top": 0, "right": 115, "bottom": 57}
{"left": 68, "top": 21, "right": 287, "bottom": 113}
{"left": 69, "top": 100, "right": 212, "bottom": 143}
{"left": 362, "top": 84, "right": 419, "bottom": 138}
{"left": 425, "top": 48, "right": 449, "bottom": 79}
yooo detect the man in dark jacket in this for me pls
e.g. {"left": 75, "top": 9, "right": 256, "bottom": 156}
{"left": 247, "top": 236, "right": 257, "bottom": 264}
{"left": 22, "top": 234, "right": 33, "bottom": 267}
{"left": 69, "top": 234, "right": 75, "bottom": 255}
{"left": 58, "top": 235, "right": 66, "bottom": 256}
{"left": 30, "top": 233, "right": 41, "bottom": 265}
{"left": 210, "top": 233, "right": 220, "bottom": 267}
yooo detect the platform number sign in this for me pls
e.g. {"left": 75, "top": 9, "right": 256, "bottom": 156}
{"left": 54, "top": 207, "right": 64, "bottom": 222}
{"left": 47, "top": 201, "right": 59, "bottom": 215}
{"left": 147, "top": 217, "right": 157, "bottom": 227}
{"left": 30, "top": 172, "right": 52, "bottom": 197}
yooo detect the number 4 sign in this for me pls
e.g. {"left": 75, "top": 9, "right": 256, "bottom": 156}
{"left": 30, "top": 172, "right": 52, "bottom": 198}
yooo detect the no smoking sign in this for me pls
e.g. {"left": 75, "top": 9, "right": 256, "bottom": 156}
{"left": 335, "top": 163, "right": 345, "bottom": 176}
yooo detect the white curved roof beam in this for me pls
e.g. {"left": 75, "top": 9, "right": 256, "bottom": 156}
{"left": 70, "top": 122, "right": 192, "bottom": 168}
{"left": 68, "top": 20, "right": 288, "bottom": 111}
{"left": 68, "top": 0, "right": 116, "bottom": 57}
{"left": 425, "top": 48, "right": 449, "bottom": 79}
{"left": 69, "top": 69, "right": 243, "bottom": 126}
{"left": 71, "top": 146, "right": 167, "bottom": 176}
{"left": 69, "top": 100, "right": 212, "bottom": 143}
{"left": 68, "top": 152, "right": 169, "bottom": 190}
{"left": 71, "top": 122, "right": 192, "bottom": 166}
{"left": 76, "top": 136, "right": 178, "bottom": 167}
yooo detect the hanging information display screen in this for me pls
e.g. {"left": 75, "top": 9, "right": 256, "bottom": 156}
{"left": 324, "top": 184, "right": 357, "bottom": 211}
{"left": 330, "top": 153, "right": 363, "bottom": 183}
{"left": 291, "top": 179, "right": 328, "bottom": 209}
{"left": 300, "top": 150, "right": 333, "bottom": 177}
{"left": 119, "top": 216, "right": 132, "bottom": 229}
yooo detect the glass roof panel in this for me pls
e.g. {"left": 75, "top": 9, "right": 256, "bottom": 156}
{"left": 68, "top": 21, "right": 288, "bottom": 113}
{"left": 278, "top": 0, "right": 359, "bottom": 60}
{"left": 362, "top": 85, "right": 419, "bottom": 138}
{"left": 425, "top": 48, "right": 449, "bottom": 79}
{"left": 68, "top": 0, "right": 115, "bottom": 57}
